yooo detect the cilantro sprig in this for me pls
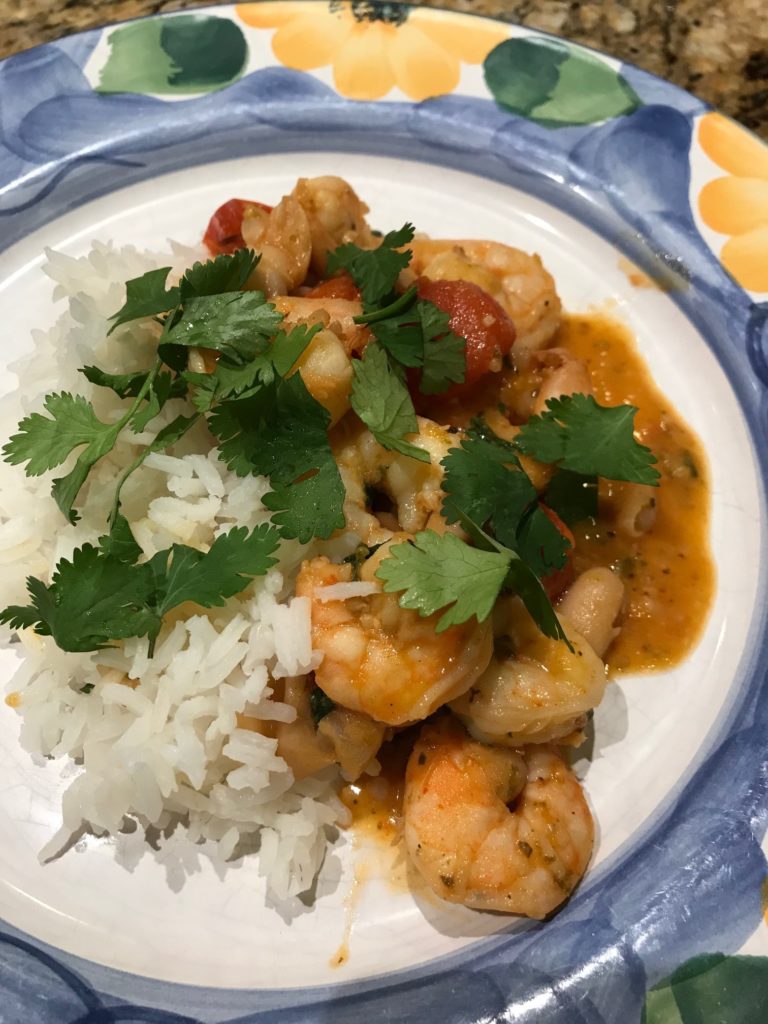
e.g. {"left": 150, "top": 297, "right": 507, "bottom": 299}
{"left": 327, "top": 223, "right": 414, "bottom": 307}
{"left": 0, "top": 523, "right": 280, "bottom": 653}
{"left": 349, "top": 342, "right": 429, "bottom": 463}
{"left": 516, "top": 393, "right": 659, "bottom": 484}
{"left": 329, "top": 227, "right": 467, "bottom": 460}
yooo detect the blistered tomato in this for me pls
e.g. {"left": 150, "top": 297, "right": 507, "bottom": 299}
{"left": 303, "top": 272, "right": 361, "bottom": 301}
{"left": 415, "top": 278, "right": 516, "bottom": 398}
{"left": 203, "top": 198, "right": 273, "bottom": 256}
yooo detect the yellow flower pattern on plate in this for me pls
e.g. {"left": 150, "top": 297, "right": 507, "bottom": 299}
{"left": 698, "top": 112, "right": 768, "bottom": 293}
{"left": 236, "top": 1, "right": 507, "bottom": 101}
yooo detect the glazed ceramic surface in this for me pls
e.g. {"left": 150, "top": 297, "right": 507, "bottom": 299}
{"left": 0, "top": 4, "right": 767, "bottom": 1021}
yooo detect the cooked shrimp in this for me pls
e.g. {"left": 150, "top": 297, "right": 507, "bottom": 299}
{"left": 451, "top": 597, "right": 607, "bottom": 747}
{"left": 295, "top": 543, "right": 493, "bottom": 726}
{"left": 404, "top": 716, "right": 594, "bottom": 917}
{"left": 408, "top": 239, "right": 561, "bottom": 354}
{"left": 332, "top": 417, "right": 457, "bottom": 546}
{"left": 241, "top": 194, "right": 312, "bottom": 295}
{"left": 270, "top": 677, "right": 386, "bottom": 781}
{"left": 288, "top": 328, "right": 354, "bottom": 425}
{"left": 532, "top": 348, "right": 593, "bottom": 415}
{"left": 273, "top": 295, "right": 370, "bottom": 356}
{"left": 293, "top": 176, "right": 377, "bottom": 275}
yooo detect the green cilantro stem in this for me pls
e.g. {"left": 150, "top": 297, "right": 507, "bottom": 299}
{"left": 108, "top": 410, "right": 203, "bottom": 527}
{"left": 353, "top": 286, "right": 417, "bottom": 325}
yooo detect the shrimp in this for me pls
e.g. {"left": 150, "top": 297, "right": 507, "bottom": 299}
{"left": 292, "top": 176, "right": 377, "bottom": 275}
{"left": 451, "top": 597, "right": 608, "bottom": 747}
{"left": 241, "top": 194, "right": 312, "bottom": 295}
{"left": 271, "top": 295, "right": 371, "bottom": 424}
{"left": 332, "top": 417, "right": 458, "bottom": 546}
{"left": 403, "top": 716, "right": 594, "bottom": 917}
{"left": 270, "top": 677, "right": 386, "bottom": 781}
{"left": 408, "top": 238, "right": 561, "bottom": 354}
{"left": 532, "top": 348, "right": 593, "bottom": 415}
{"left": 273, "top": 295, "right": 370, "bottom": 357}
{"left": 295, "top": 543, "right": 493, "bottom": 726}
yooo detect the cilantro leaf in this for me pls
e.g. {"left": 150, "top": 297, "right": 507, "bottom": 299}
{"left": 179, "top": 249, "right": 259, "bottom": 300}
{"left": 3, "top": 393, "right": 112, "bottom": 476}
{"left": 108, "top": 267, "right": 180, "bottom": 333}
{"left": 182, "top": 323, "right": 321, "bottom": 413}
{"left": 354, "top": 285, "right": 417, "bottom": 325}
{"left": 349, "top": 342, "right": 429, "bottom": 463}
{"left": 148, "top": 524, "right": 279, "bottom": 615}
{"left": 418, "top": 302, "right": 466, "bottom": 395}
{"left": 327, "top": 223, "right": 414, "bottom": 307}
{"left": 160, "top": 292, "right": 283, "bottom": 364}
{"left": 544, "top": 468, "right": 598, "bottom": 526}
{"left": 515, "top": 393, "right": 660, "bottom": 485}
{"left": 263, "top": 460, "right": 346, "bottom": 543}
{"left": 0, "top": 545, "right": 161, "bottom": 652}
{"left": 372, "top": 299, "right": 466, "bottom": 395}
{"left": 130, "top": 371, "right": 180, "bottom": 433}
{"left": 0, "top": 525, "right": 280, "bottom": 652}
{"left": 441, "top": 428, "right": 570, "bottom": 579}
{"left": 272, "top": 323, "right": 322, "bottom": 377}
{"left": 376, "top": 529, "right": 510, "bottom": 632}
{"left": 81, "top": 365, "right": 187, "bottom": 403}
{"left": 209, "top": 373, "right": 345, "bottom": 541}
{"left": 99, "top": 511, "right": 142, "bottom": 564}
{"left": 371, "top": 310, "right": 424, "bottom": 367}
{"left": 446, "top": 504, "right": 569, "bottom": 644}
{"left": 441, "top": 437, "right": 536, "bottom": 544}
{"left": 514, "top": 504, "right": 570, "bottom": 577}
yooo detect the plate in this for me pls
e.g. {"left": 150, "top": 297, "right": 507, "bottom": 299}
{"left": 1, "top": 3, "right": 767, "bottom": 1021}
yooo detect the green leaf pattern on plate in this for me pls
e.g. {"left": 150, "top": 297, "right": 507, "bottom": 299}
{"left": 643, "top": 953, "right": 768, "bottom": 1023}
{"left": 98, "top": 15, "right": 248, "bottom": 95}
{"left": 484, "top": 36, "right": 642, "bottom": 127}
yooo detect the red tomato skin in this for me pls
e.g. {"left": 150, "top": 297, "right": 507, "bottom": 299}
{"left": 303, "top": 272, "right": 361, "bottom": 301}
{"left": 203, "top": 198, "right": 273, "bottom": 256}
{"left": 539, "top": 505, "right": 576, "bottom": 601}
{"left": 415, "top": 278, "right": 516, "bottom": 398}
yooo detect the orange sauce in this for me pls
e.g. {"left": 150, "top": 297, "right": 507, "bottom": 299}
{"left": 559, "top": 313, "right": 714, "bottom": 673}
{"left": 340, "top": 727, "right": 414, "bottom": 833}
{"left": 5, "top": 692, "right": 20, "bottom": 708}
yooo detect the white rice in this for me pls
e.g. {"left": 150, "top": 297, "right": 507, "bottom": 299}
{"left": 0, "top": 242, "right": 354, "bottom": 903}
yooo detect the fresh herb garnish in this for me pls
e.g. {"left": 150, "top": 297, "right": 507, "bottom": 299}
{"left": 209, "top": 372, "right": 345, "bottom": 542}
{"left": 515, "top": 393, "right": 659, "bottom": 485}
{"left": 0, "top": 524, "right": 280, "bottom": 653}
{"left": 372, "top": 299, "right": 466, "bottom": 395}
{"left": 543, "top": 468, "right": 599, "bottom": 526}
{"left": 349, "top": 342, "right": 429, "bottom": 463}
{"left": 327, "top": 223, "right": 414, "bottom": 307}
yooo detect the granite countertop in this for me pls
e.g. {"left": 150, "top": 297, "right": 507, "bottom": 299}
{"left": 0, "top": 0, "right": 765, "bottom": 138}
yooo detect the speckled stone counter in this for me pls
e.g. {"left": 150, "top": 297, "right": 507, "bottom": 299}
{"left": 0, "top": 0, "right": 765, "bottom": 138}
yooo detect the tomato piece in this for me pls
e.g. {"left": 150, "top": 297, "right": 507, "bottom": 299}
{"left": 539, "top": 505, "right": 575, "bottom": 601}
{"left": 415, "top": 278, "right": 516, "bottom": 398}
{"left": 304, "top": 272, "right": 360, "bottom": 301}
{"left": 203, "top": 198, "right": 273, "bottom": 256}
